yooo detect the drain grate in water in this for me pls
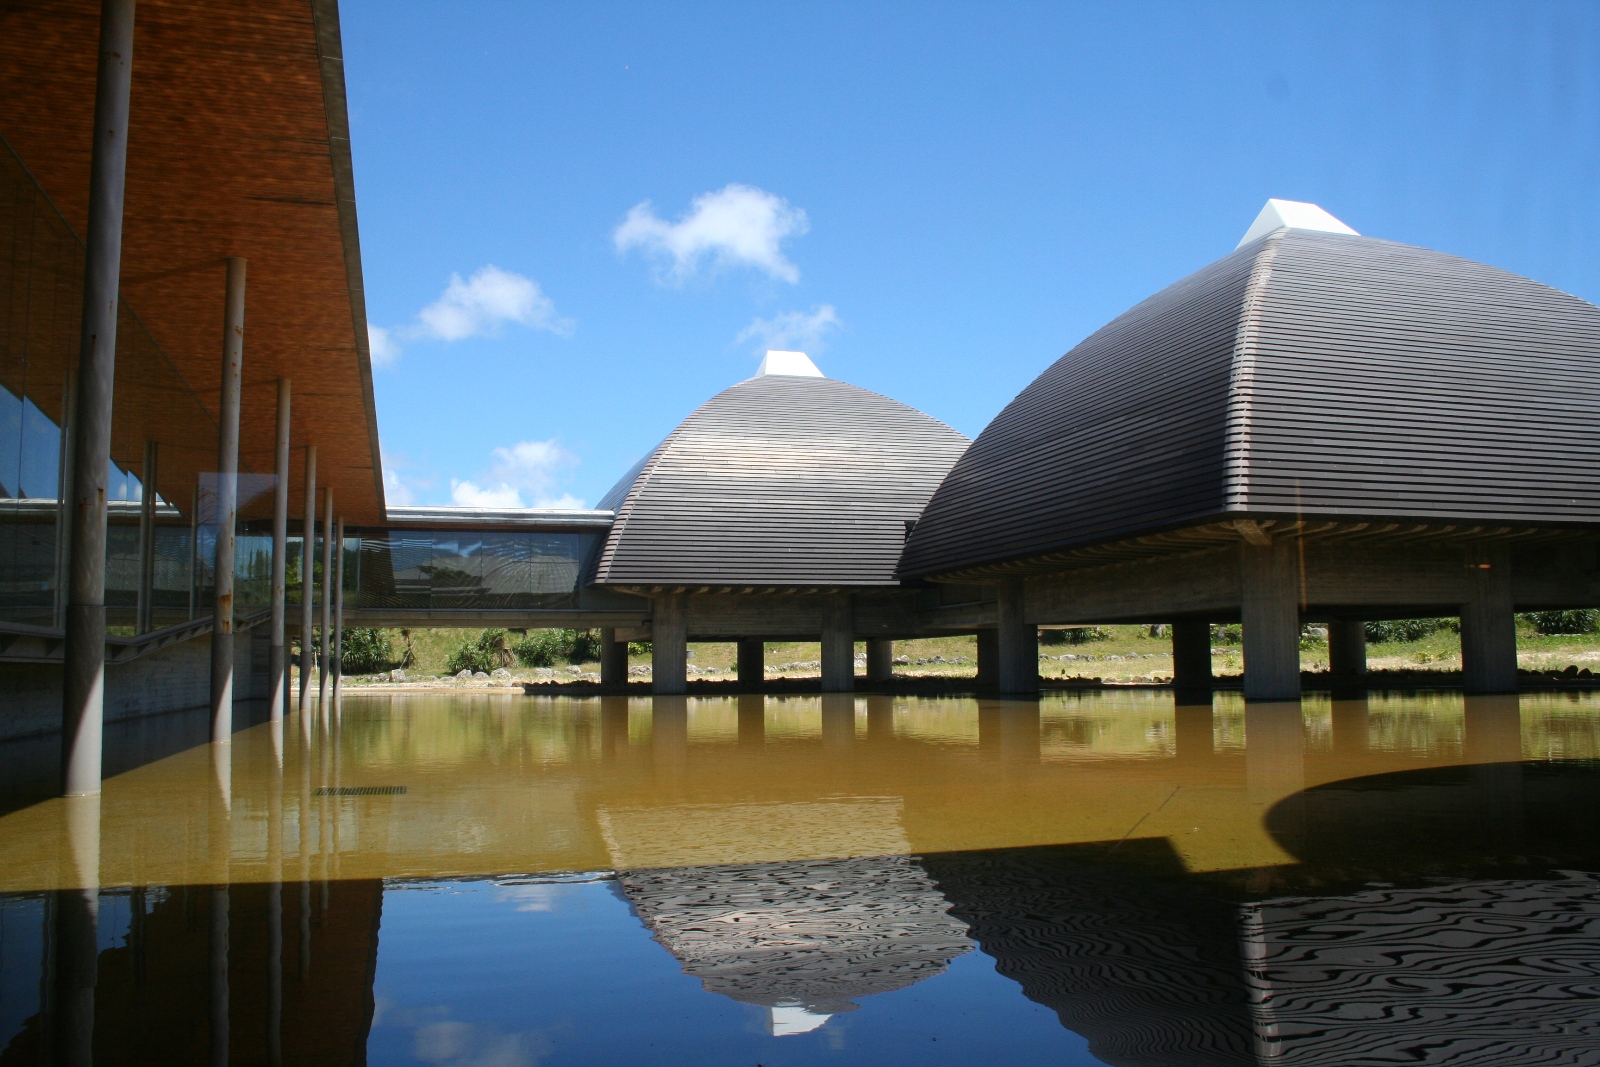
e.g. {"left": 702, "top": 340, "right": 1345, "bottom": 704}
{"left": 315, "top": 785, "right": 406, "bottom": 796}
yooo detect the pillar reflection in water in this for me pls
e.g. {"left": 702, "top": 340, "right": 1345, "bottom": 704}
{"left": 51, "top": 794, "right": 100, "bottom": 1067}
{"left": 821, "top": 694, "right": 856, "bottom": 749}
{"left": 600, "top": 697, "right": 632, "bottom": 761}
{"left": 651, "top": 697, "right": 689, "bottom": 774}
{"left": 1173, "top": 699, "right": 1215, "bottom": 763}
{"left": 736, "top": 694, "right": 765, "bottom": 748}
{"left": 1246, "top": 702, "right": 1305, "bottom": 857}
{"left": 1330, "top": 696, "right": 1371, "bottom": 756}
{"left": 1464, "top": 694, "right": 1525, "bottom": 853}
{"left": 979, "top": 700, "right": 1041, "bottom": 764}
{"left": 865, "top": 695, "right": 895, "bottom": 743}
{"left": 209, "top": 738, "right": 231, "bottom": 1067}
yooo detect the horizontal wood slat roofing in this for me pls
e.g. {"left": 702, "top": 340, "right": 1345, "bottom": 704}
{"left": 594, "top": 375, "right": 969, "bottom": 587}
{"left": 0, "top": 0, "right": 382, "bottom": 521}
{"left": 901, "top": 229, "right": 1600, "bottom": 579}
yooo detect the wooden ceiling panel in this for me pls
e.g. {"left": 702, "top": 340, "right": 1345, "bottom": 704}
{"left": 0, "top": 0, "right": 383, "bottom": 522}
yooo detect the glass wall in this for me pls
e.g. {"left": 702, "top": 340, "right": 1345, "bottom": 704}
{"left": 310, "top": 529, "right": 603, "bottom": 612}
{"left": 1, "top": 133, "right": 241, "bottom": 632}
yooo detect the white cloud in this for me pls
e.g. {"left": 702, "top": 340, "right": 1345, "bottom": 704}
{"left": 370, "top": 266, "right": 573, "bottom": 367}
{"left": 384, "top": 468, "right": 417, "bottom": 506}
{"left": 368, "top": 325, "right": 400, "bottom": 369}
{"left": 448, "top": 439, "right": 584, "bottom": 509}
{"left": 413, "top": 1020, "right": 544, "bottom": 1067}
{"left": 449, "top": 480, "right": 524, "bottom": 508}
{"left": 736, "top": 304, "right": 841, "bottom": 353}
{"left": 614, "top": 183, "right": 808, "bottom": 284}
{"left": 417, "top": 265, "right": 573, "bottom": 341}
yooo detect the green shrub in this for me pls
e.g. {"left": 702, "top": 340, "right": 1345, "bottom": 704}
{"left": 447, "top": 628, "right": 511, "bottom": 674}
{"left": 1521, "top": 610, "right": 1600, "bottom": 635}
{"left": 339, "top": 628, "right": 392, "bottom": 674}
{"left": 1364, "top": 618, "right": 1456, "bottom": 643}
{"left": 628, "top": 641, "right": 651, "bottom": 655}
{"left": 512, "top": 628, "right": 602, "bottom": 667}
{"left": 1211, "top": 623, "right": 1243, "bottom": 644}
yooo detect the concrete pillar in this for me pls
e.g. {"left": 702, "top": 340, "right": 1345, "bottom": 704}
{"left": 1240, "top": 537, "right": 1301, "bottom": 702}
{"left": 866, "top": 638, "right": 894, "bottom": 683}
{"left": 600, "top": 627, "right": 628, "bottom": 688}
{"left": 136, "top": 440, "right": 157, "bottom": 634}
{"left": 60, "top": 0, "right": 136, "bottom": 798}
{"left": 331, "top": 517, "right": 345, "bottom": 702}
{"left": 996, "top": 578, "right": 1038, "bottom": 695}
{"left": 297, "top": 446, "right": 316, "bottom": 716}
{"left": 209, "top": 257, "right": 247, "bottom": 746}
{"left": 318, "top": 488, "right": 333, "bottom": 706}
{"left": 735, "top": 637, "right": 764, "bottom": 688}
{"left": 1461, "top": 545, "right": 1517, "bottom": 694}
{"left": 651, "top": 593, "right": 687, "bottom": 695}
{"left": 976, "top": 629, "right": 998, "bottom": 685}
{"left": 269, "top": 379, "right": 290, "bottom": 722}
{"left": 1171, "top": 619, "right": 1212, "bottom": 692}
{"left": 1328, "top": 619, "right": 1367, "bottom": 680}
{"left": 820, "top": 593, "right": 854, "bottom": 693}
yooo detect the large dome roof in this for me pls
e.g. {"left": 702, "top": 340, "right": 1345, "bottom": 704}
{"left": 900, "top": 228, "right": 1600, "bottom": 579}
{"left": 593, "top": 370, "right": 969, "bottom": 586}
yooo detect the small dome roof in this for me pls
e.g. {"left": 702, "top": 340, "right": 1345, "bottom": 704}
{"left": 901, "top": 228, "right": 1600, "bottom": 579}
{"left": 594, "top": 371, "right": 969, "bottom": 586}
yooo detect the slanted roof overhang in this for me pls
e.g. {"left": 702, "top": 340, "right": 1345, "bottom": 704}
{"left": 0, "top": 0, "right": 382, "bottom": 522}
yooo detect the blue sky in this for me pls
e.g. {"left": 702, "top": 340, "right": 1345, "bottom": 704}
{"left": 342, "top": 1, "right": 1600, "bottom": 510}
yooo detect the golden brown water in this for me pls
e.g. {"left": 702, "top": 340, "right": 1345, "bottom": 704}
{"left": 5, "top": 690, "right": 1600, "bottom": 1065}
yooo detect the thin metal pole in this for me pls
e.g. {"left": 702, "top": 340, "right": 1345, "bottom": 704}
{"left": 53, "top": 368, "right": 76, "bottom": 629}
{"left": 188, "top": 483, "right": 200, "bottom": 619}
{"left": 269, "top": 379, "right": 290, "bottom": 722}
{"left": 209, "top": 257, "right": 246, "bottom": 745}
{"left": 136, "top": 439, "right": 157, "bottom": 633}
{"left": 298, "top": 446, "right": 316, "bottom": 716}
{"left": 331, "top": 517, "right": 344, "bottom": 703}
{"left": 61, "top": 0, "right": 136, "bottom": 797}
{"left": 318, "top": 488, "right": 333, "bottom": 707}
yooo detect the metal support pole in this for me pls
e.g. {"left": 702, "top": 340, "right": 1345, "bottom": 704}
{"left": 136, "top": 440, "right": 157, "bottom": 633}
{"left": 318, "top": 489, "right": 333, "bottom": 706}
{"left": 209, "top": 257, "right": 246, "bottom": 745}
{"left": 298, "top": 446, "right": 316, "bottom": 715}
{"left": 188, "top": 482, "right": 199, "bottom": 620}
{"left": 736, "top": 637, "right": 765, "bottom": 689}
{"left": 269, "top": 380, "right": 290, "bottom": 721}
{"left": 61, "top": 0, "right": 136, "bottom": 797}
{"left": 819, "top": 594, "right": 854, "bottom": 693}
{"left": 996, "top": 577, "right": 1038, "bottom": 695}
{"left": 54, "top": 369, "right": 77, "bottom": 629}
{"left": 331, "top": 517, "right": 344, "bottom": 701}
{"left": 865, "top": 638, "right": 893, "bottom": 683}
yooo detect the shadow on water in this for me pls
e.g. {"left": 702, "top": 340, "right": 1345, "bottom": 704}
{"left": 0, "top": 700, "right": 273, "bottom": 819}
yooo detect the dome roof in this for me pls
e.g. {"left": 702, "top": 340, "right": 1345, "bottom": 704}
{"left": 900, "top": 228, "right": 1600, "bottom": 579}
{"left": 593, "top": 371, "right": 969, "bottom": 586}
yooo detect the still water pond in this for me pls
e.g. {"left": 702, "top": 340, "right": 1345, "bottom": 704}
{"left": 3, "top": 690, "right": 1600, "bottom": 1064}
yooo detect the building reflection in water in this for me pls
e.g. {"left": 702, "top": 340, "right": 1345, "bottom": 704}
{"left": 5, "top": 692, "right": 1600, "bottom": 1062}
{"left": 618, "top": 854, "right": 971, "bottom": 1036}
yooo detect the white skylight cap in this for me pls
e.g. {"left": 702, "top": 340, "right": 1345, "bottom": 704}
{"left": 769, "top": 1006, "right": 832, "bottom": 1036}
{"left": 1236, "top": 199, "right": 1359, "bottom": 249}
{"left": 756, "top": 350, "right": 824, "bottom": 378}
